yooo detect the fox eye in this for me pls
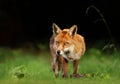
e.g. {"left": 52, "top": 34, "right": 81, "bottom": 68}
{"left": 64, "top": 42, "right": 70, "bottom": 45}
{"left": 55, "top": 41, "right": 59, "bottom": 45}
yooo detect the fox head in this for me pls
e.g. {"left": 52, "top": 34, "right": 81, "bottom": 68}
{"left": 52, "top": 23, "right": 78, "bottom": 59}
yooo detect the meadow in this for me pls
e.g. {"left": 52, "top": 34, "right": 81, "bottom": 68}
{"left": 0, "top": 43, "right": 120, "bottom": 84}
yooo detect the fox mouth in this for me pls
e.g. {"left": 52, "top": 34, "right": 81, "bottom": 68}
{"left": 68, "top": 56, "right": 73, "bottom": 59}
{"left": 64, "top": 50, "right": 70, "bottom": 55}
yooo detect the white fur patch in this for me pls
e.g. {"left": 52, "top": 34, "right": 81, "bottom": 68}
{"left": 64, "top": 45, "right": 74, "bottom": 52}
{"left": 63, "top": 45, "right": 75, "bottom": 61}
{"left": 62, "top": 45, "right": 81, "bottom": 61}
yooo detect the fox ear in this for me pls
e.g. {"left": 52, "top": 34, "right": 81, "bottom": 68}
{"left": 52, "top": 23, "right": 61, "bottom": 35}
{"left": 70, "top": 25, "right": 78, "bottom": 36}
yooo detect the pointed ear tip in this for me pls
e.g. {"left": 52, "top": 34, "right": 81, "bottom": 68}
{"left": 71, "top": 25, "right": 78, "bottom": 29}
{"left": 52, "top": 23, "right": 56, "bottom": 28}
{"left": 52, "top": 23, "right": 56, "bottom": 25}
{"left": 74, "top": 25, "right": 78, "bottom": 28}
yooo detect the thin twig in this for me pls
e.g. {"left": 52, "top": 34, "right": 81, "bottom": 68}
{"left": 86, "top": 5, "right": 114, "bottom": 43}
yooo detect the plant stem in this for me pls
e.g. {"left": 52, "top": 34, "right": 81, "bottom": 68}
{"left": 86, "top": 5, "right": 114, "bottom": 43}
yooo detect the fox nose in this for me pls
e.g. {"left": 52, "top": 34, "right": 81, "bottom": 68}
{"left": 56, "top": 50, "right": 60, "bottom": 55}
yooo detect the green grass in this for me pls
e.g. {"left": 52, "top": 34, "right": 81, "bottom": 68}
{"left": 0, "top": 47, "right": 120, "bottom": 84}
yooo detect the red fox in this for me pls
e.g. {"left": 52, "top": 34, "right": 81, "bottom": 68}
{"left": 49, "top": 23, "right": 86, "bottom": 78}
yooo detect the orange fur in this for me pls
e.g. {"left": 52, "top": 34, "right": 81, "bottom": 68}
{"left": 49, "top": 23, "right": 86, "bottom": 78}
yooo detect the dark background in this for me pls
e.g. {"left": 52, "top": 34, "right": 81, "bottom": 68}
{"left": 0, "top": 0, "right": 119, "bottom": 48}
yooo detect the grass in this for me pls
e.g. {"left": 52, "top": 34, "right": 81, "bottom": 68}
{"left": 0, "top": 46, "right": 120, "bottom": 84}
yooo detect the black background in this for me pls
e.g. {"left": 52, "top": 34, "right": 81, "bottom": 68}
{"left": 0, "top": 0, "right": 119, "bottom": 48}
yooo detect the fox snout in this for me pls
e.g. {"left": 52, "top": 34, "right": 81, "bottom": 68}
{"left": 56, "top": 50, "right": 63, "bottom": 56}
{"left": 56, "top": 50, "right": 61, "bottom": 55}
{"left": 56, "top": 50, "right": 70, "bottom": 56}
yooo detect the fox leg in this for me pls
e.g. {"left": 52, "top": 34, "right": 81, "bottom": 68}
{"left": 73, "top": 60, "right": 79, "bottom": 74}
{"left": 70, "top": 60, "right": 80, "bottom": 78}
{"left": 54, "top": 62, "right": 59, "bottom": 77}
{"left": 62, "top": 59, "right": 68, "bottom": 78}
{"left": 51, "top": 56, "right": 56, "bottom": 72}
{"left": 54, "top": 55, "right": 63, "bottom": 77}
{"left": 51, "top": 56, "right": 59, "bottom": 77}
{"left": 51, "top": 61, "right": 55, "bottom": 71}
